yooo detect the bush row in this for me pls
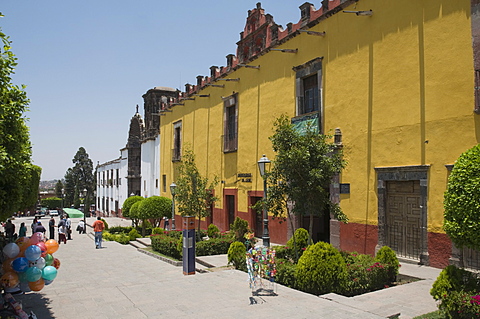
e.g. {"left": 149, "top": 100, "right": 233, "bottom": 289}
{"left": 431, "top": 265, "right": 480, "bottom": 318}
{"left": 273, "top": 243, "right": 399, "bottom": 297}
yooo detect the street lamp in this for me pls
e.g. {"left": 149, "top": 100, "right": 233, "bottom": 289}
{"left": 170, "top": 182, "right": 177, "bottom": 230}
{"left": 82, "top": 188, "right": 87, "bottom": 234}
{"left": 61, "top": 188, "right": 64, "bottom": 211}
{"left": 258, "top": 154, "right": 271, "bottom": 247}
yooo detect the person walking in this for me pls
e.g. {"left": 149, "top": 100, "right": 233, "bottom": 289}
{"left": 57, "top": 218, "right": 67, "bottom": 244}
{"left": 18, "top": 222, "right": 27, "bottom": 238}
{"left": 48, "top": 217, "right": 55, "bottom": 240}
{"left": 77, "top": 220, "right": 85, "bottom": 234}
{"left": 92, "top": 217, "right": 105, "bottom": 249}
{"left": 65, "top": 216, "right": 72, "bottom": 240}
{"left": 34, "top": 221, "right": 46, "bottom": 234}
{"left": 31, "top": 217, "right": 38, "bottom": 235}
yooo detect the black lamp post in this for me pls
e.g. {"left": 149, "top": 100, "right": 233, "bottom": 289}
{"left": 170, "top": 182, "right": 177, "bottom": 230}
{"left": 258, "top": 154, "right": 271, "bottom": 247}
{"left": 81, "top": 188, "right": 87, "bottom": 233}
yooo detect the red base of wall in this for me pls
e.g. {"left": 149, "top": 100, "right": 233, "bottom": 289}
{"left": 428, "top": 232, "right": 451, "bottom": 268}
{"left": 340, "top": 222, "right": 378, "bottom": 256}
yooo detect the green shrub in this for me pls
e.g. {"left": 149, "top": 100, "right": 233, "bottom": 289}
{"left": 197, "top": 237, "right": 234, "bottom": 256}
{"left": 151, "top": 234, "right": 182, "bottom": 260}
{"left": 103, "top": 231, "right": 113, "bottom": 241}
{"left": 341, "top": 251, "right": 389, "bottom": 296}
{"left": 207, "top": 224, "right": 220, "bottom": 238}
{"left": 275, "top": 258, "right": 297, "bottom": 289}
{"left": 151, "top": 227, "right": 164, "bottom": 235}
{"left": 375, "top": 246, "right": 399, "bottom": 282}
{"left": 228, "top": 241, "right": 247, "bottom": 271}
{"left": 230, "top": 217, "right": 250, "bottom": 243}
{"left": 108, "top": 226, "right": 134, "bottom": 234}
{"left": 286, "top": 228, "right": 310, "bottom": 261}
{"left": 166, "top": 229, "right": 183, "bottom": 239}
{"left": 439, "top": 291, "right": 480, "bottom": 319}
{"left": 431, "top": 265, "right": 480, "bottom": 301}
{"left": 101, "top": 218, "right": 109, "bottom": 230}
{"left": 135, "top": 226, "right": 152, "bottom": 236}
{"left": 113, "top": 233, "right": 130, "bottom": 244}
{"left": 128, "top": 228, "right": 141, "bottom": 241}
{"left": 295, "top": 242, "right": 348, "bottom": 295}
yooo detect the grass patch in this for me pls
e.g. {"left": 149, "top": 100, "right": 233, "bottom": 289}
{"left": 412, "top": 310, "right": 443, "bottom": 319}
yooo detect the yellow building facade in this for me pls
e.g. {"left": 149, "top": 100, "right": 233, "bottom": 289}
{"left": 159, "top": 0, "right": 478, "bottom": 268}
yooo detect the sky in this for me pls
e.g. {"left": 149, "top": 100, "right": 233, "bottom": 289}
{"left": 1, "top": 0, "right": 315, "bottom": 181}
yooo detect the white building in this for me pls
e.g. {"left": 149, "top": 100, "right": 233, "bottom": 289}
{"left": 96, "top": 87, "right": 177, "bottom": 216}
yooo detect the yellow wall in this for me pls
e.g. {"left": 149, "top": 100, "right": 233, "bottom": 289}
{"left": 160, "top": 0, "right": 476, "bottom": 235}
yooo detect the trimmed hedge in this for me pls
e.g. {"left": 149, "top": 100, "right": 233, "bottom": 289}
{"left": 151, "top": 234, "right": 182, "bottom": 260}
{"left": 196, "top": 237, "right": 234, "bottom": 256}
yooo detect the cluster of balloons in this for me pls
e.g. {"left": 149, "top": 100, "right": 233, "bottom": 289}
{"left": 1, "top": 232, "right": 60, "bottom": 292}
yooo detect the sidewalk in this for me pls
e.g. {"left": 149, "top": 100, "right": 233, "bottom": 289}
{"left": 7, "top": 216, "right": 440, "bottom": 318}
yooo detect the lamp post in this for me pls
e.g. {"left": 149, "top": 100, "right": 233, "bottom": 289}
{"left": 170, "top": 182, "right": 177, "bottom": 230}
{"left": 82, "top": 188, "right": 87, "bottom": 234}
{"left": 61, "top": 188, "right": 64, "bottom": 211}
{"left": 258, "top": 154, "right": 271, "bottom": 247}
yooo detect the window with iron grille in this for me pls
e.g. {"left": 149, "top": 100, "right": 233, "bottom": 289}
{"left": 172, "top": 121, "right": 182, "bottom": 161}
{"left": 293, "top": 57, "right": 323, "bottom": 122}
{"left": 223, "top": 94, "right": 238, "bottom": 152}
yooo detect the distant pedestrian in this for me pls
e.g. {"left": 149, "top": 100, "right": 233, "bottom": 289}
{"left": 31, "top": 217, "right": 38, "bottom": 235}
{"left": 34, "top": 221, "right": 46, "bottom": 234}
{"left": 164, "top": 217, "right": 169, "bottom": 231}
{"left": 58, "top": 218, "right": 67, "bottom": 244}
{"left": 4, "top": 220, "right": 15, "bottom": 242}
{"left": 48, "top": 217, "right": 55, "bottom": 240}
{"left": 77, "top": 220, "right": 85, "bottom": 234}
{"left": 92, "top": 217, "right": 105, "bottom": 249}
{"left": 18, "top": 222, "right": 27, "bottom": 238}
{"left": 65, "top": 216, "right": 72, "bottom": 240}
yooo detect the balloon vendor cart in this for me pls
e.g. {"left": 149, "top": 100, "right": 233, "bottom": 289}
{"left": 246, "top": 247, "right": 277, "bottom": 296}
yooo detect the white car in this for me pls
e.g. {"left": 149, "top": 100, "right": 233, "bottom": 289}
{"left": 49, "top": 210, "right": 59, "bottom": 216}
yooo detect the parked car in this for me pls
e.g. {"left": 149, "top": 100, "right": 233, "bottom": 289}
{"left": 49, "top": 210, "right": 59, "bottom": 217}
{"left": 34, "top": 210, "right": 45, "bottom": 218}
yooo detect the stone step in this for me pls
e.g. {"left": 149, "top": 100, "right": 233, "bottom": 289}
{"left": 129, "top": 240, "right": 147, "bottom": 249}
{"left": 136, "top": 237, "right": 151, "bottom": 246}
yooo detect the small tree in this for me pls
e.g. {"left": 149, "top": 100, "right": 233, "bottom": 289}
{"left": 175, "top": 146, "right": 218, "bottom": 233}
{"left": 129, "top": 201, "right": 142, "bottom": 227}
{"left": 137, "top": 196, "right": 172, "bottom": 236}
{"left": 122, "top": 196, "right": 143, "bottom": 227}
{"left": 259, "top": 115, "right": 347, "bottom": 243}
{"left": 444, "top": 144, "right": 480, "bottom": 250}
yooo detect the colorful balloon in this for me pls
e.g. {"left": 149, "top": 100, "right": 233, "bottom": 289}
{"left": 25, "top": 245, "right": 41, "bottom": 262}
{"left": 17, "top": 271, "right": 28, "bottom": 283}
{"left": 41, "top": 266, "right": 57, "bottom": 281}
{"left": 29, "top": 232, "right": 44, "bottom": 245}
{"left": 44, "top": 279, "right": 53, "bottom": 286}
{"left": 25, "top": 267, "right": 42, "bottom": 282}
{"left": 29, "top": 257, "right": 46, "bottom": 270}
{"left": 2, "top": 258, "right": 14, "bottom": 273}
{"left": 45, "top": 239, "right": 59, "bottom": 255}
{"left": 16, "top": 237, "right": 30, "bottom": 251}
{"left": 3, "top": 243, "right": 20, "bottom": 259}
{"left": 12, "top": 257, "right": 29, "bottom": 273}
{"left": 28, "top": 278, "right": 44, "bottom": 291}
{"left": 0, "top": 271, "right": 19, "bottom": 288}
{"left": 36, "top": 242, "right": 47, "bottom": 257}
{"left": 52, "top": 258, "right": 61, "bottom": 270}
{"left": 44, "top": 254, "right": 54, "bottom": 266}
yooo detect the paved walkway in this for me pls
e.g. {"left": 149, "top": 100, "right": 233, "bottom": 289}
{"left": 7, "top": 216, "right": 440, "bottom": 318}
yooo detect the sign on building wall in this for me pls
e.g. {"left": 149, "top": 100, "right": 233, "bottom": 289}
{"left": 291, "top": 112, "right": 320, "bottom": 135}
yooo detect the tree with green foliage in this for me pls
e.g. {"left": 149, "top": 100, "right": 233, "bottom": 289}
{"left": 129, "top": 201, "right": 142, "bottom": 227}
{"left": 19, "top": 164, "right": 41, "bottom": 211}
{"left": 55, "top": 180, "right": 63, "bottom": 198}
{"left": 444, "top": 144, "right": 480, "bottom": 250}
{"left": 122, "top": 196, "right": 144, "bottom": 227}
{"left": 175, "top": 146, "right": 218, "bottom": 232}
{"left": 70, "top": 147, "right": 94, "bottom": 211}
{"left": 259, "top": 115, "right": 347, "bottom": 243}
{"left": 41, "top": 197, "right": 62, "bottom": 210}
{"left": 137, "top": 196, "right": 172, "bottom": 236}
{"left": 63, "top": 168, "right": 75, "bottom": 208}
{"left": 0, "top": 20, "right": 35, "bottom": 220}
